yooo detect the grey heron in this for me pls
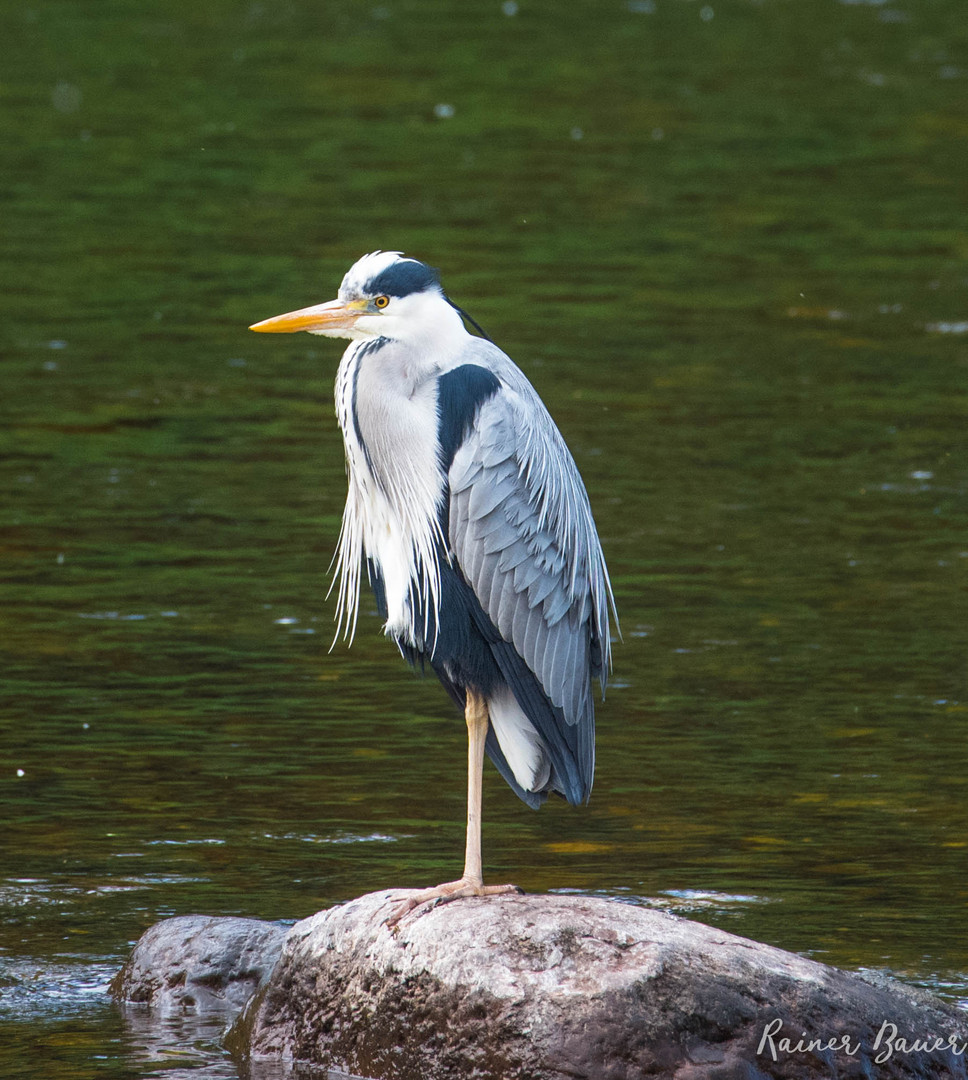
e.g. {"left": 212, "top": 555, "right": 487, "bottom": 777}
{"left": 250, "top": 252, "right": 616, "bottom": 920}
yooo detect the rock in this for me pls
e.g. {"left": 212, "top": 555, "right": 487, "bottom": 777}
{"left": 223, "top": 890, "right": 968, "bottom": 1080}
{"left": 111, "top": 914, "right": 286, "bottom": 1015}
{"left": 112, "top": 895, "right": 968, "bottom": 1079}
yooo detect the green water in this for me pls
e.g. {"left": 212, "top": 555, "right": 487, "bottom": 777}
{"left": 2, "top": 0, "right": 967, "bottom": 1075}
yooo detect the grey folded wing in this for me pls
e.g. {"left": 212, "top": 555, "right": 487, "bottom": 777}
{"left": 447, "top": 383, "right": 612, "bottom": 736}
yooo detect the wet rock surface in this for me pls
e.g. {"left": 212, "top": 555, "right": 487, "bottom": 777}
{"left": 115, "top": 893, "right": 968, "bottom": 1079}
{"left": 110, "top": 914, "right": 286, "bottom": 1015}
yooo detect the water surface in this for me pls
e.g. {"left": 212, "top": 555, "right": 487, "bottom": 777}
{"left": 2, "top": 0, "right": 967, "bottom": 1075}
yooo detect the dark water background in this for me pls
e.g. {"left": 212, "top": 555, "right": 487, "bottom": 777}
{"left": 2, "top": 0, "right": 967, "bottom": 1075}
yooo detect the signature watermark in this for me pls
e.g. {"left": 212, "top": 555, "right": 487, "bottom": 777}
{"left": 757, "top": 1018, "right": 968, "bottom": 1065}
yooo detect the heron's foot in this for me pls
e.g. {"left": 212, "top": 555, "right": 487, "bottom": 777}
{"left": 385, "top": 878, "right": 523, "bottom": 927}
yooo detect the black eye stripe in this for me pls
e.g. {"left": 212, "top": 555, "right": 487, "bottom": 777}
{"left": 366, "top": 259, "right": 441, "bottom": 298}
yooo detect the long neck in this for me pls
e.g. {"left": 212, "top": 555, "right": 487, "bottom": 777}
{"left": 332, "top": 334, "right": 448, "bottom": 649}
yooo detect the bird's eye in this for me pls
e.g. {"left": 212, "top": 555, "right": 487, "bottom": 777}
{"left": 374, "top": 295, "right": 390, "bottom": 309}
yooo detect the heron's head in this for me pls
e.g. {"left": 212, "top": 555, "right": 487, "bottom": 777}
{"left": 249, "top": 251, "right": 463, "bottom": 347}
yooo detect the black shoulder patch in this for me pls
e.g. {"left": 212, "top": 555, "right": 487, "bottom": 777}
{"left": 367, "top": 259, "right": 441, "bottom": 298}
{"left": 436, "top": 364, "right": 501, "bottom": 473}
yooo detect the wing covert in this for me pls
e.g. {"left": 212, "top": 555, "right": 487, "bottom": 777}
{"left": 447, "top": 381, "right": 613, "bottom": 735}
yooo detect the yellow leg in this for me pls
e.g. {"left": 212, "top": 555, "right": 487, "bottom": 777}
{"left": 386, "top": 689, "right": 521, "bottom": 925}
{"left": 462, "top": 687, "right": 487, "bottom": 885}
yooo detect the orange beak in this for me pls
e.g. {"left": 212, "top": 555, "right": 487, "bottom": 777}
{"left": 249, "top": 297, "right": 371, "bottom": 334}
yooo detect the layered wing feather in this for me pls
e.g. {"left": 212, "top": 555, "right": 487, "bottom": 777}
{"left": 445, "top": 349, "right": 614, "bottom": 798}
